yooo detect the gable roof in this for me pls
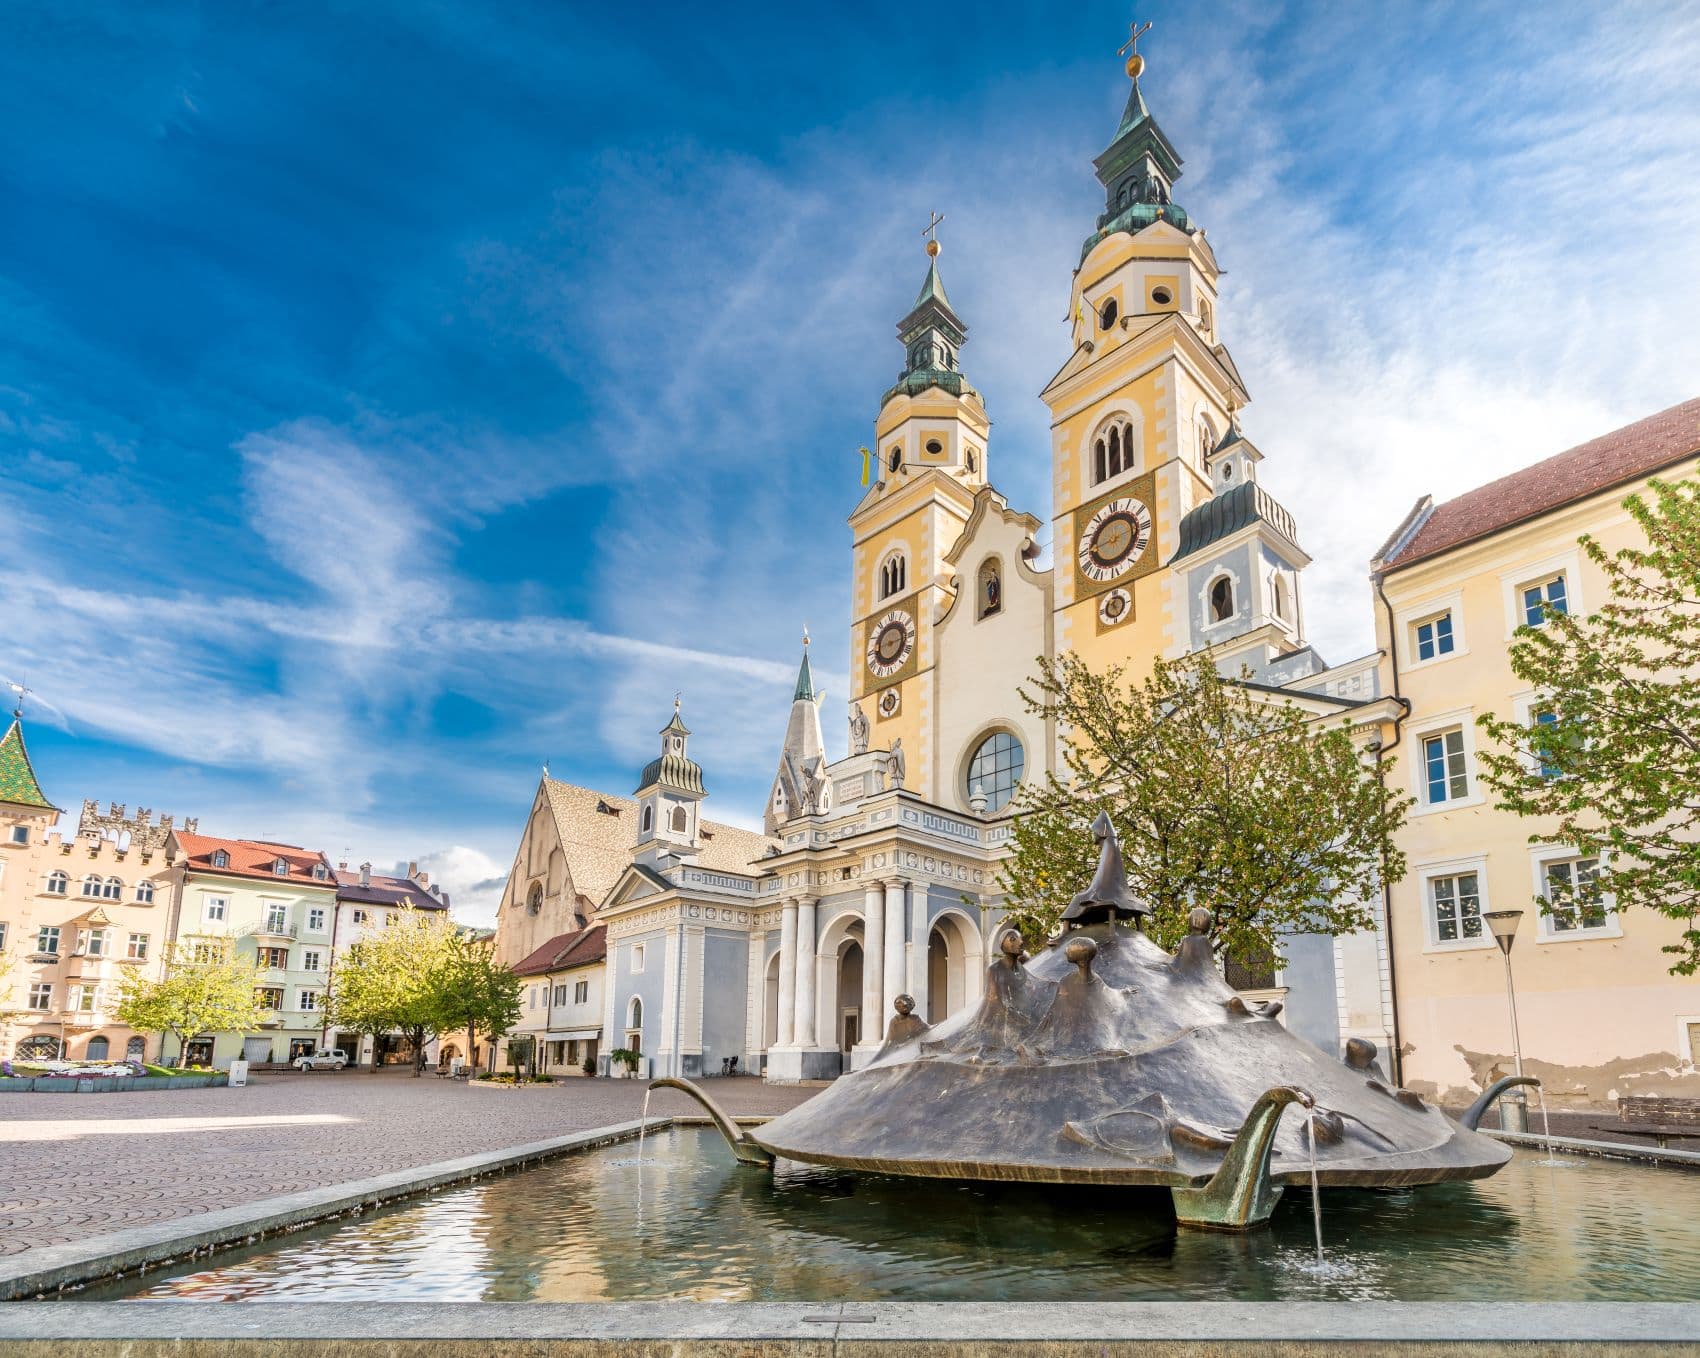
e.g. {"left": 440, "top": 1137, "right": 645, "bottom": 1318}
{"left": 173, "top": 831, "right": 336, "bottom": 887}
{"left": 512, "top": 924, "right": 607, "bottom": 977}
{"left": 0, "top": 716, "right": 57, "bottom": 812}
{"left": 540, "top": 778, "right": 775, "bottom": 909}
{"left": 1383, "top": 397, "right": 1700, "bottom": 572}
{"left": 333, "top": 868, "right": 447, "bottom": 912}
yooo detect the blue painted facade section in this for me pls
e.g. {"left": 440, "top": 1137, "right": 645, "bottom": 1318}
{"left": 701, "top": 929, "right": 749, "bottom": 1074}
{"left": 1279, "top": 931, "right": 1341, "bottom": 1055}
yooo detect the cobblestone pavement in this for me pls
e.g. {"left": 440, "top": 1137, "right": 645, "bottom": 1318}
{"left": 0, "top": 1073, "right": 817, "bottom": 1258}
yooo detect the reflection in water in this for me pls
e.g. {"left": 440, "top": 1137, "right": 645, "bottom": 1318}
{"left": 79, "top": 1130, "right": 1700, "bottom": 1303}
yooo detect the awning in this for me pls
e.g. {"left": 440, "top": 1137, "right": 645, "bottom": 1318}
{"left": 544, "top": 1027, "right": 601, "bottom": 1041}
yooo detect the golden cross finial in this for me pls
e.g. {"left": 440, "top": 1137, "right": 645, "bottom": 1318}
{"left": 921, "top": 210, "right": 945, "bottom": 258}
{"left": 1119, "top": 19, "right": 1152, "bottom": 78}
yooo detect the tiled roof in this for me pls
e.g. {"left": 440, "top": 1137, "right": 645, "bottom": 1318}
{"left": 1383, "top": 397, "right": 1700, "bottom": 572}
{"left": 541, "top": 778, "right": 775, "bottom": 909}
{"left": 333, "top": 868, "right": 447, "bottom": 912}
{"left": 173, "top": 832, "right": 337, "bottom": 887}
{"left": 0, "top": 716, "right": 56, "bottom": 812}
{"left": 512, "top": 924, "right": 607, "bottom": 977}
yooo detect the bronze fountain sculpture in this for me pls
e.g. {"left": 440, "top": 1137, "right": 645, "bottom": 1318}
{"left": 656, "top": 814, "right": 1511, "bottom": 1230}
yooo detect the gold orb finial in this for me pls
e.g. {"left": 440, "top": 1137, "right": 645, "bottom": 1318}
{"left": 921, "top": 209, "right": 945, "bottom": 258}
{"left": 1119, "top": 19, "right": 1152, "bottom": 82}
{"left": 925, "top": 238, "right": 940, "bottom": 258}
{"left": 1125, "top": 52, "right": 1145, "bottom": 80}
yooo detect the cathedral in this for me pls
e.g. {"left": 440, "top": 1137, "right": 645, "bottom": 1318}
{"left": 494, "top": 38, "right": 1395, "bottom": 1081}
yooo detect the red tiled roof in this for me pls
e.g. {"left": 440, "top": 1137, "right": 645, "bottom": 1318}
{"left": 172, "top": 831, "right": 336, "bottom": 886}
{"left": 512, "top": 924, "right": 607, "bottom": 977}
{"left": 1383, "top": 397, "right": 1700, "bottom": 572}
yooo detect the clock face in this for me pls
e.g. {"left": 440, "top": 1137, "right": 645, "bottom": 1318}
{"left": 865, "top": 609, "right": 916, "bottom": 678}
{"left": 1098, "top": 587, "right": 1132, "bottom": 626}
{"left": 1078, "top": 497, "right": 1153, "bottom": 582}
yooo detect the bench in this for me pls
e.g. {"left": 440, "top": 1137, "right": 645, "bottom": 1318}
{"left": 1591, "top": 1095, "right": 1700, "bottom": 1148}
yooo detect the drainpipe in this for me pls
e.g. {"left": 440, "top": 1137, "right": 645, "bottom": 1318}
{"left": 1373, "top": 569, "right": 1409, "bottom": 1088}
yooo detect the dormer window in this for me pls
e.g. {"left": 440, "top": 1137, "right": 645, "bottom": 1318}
{"left": 211, "top": 849, "right": 229, "bottom": 869}
{"left": 273, "top": 858, "right": 289, "bottom": 876}
{"left": 1092, "top": 417, "right": 1135, "bottom": 486}
{"left": 311, "top": 863, "right": 327, "bottom": 880}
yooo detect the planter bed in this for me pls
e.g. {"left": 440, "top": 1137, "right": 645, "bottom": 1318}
{"left": 0, "top": 1073, "right": 228, "bottom": 1094}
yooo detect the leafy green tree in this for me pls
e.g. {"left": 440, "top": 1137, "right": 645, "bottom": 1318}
{"left": 1477, "top": 475, "right": 1700, "bottom": 973}
{"left": 114, "top": 941, "right": 266, "bottom": 1066}
{"left": 323, "top": 908, "right": 457, "bottom": 1075}
{"left": 999, "top": 651, "right": 1410, "bottom": 963}
{"left": 433, "top": 931, "right": 522, "bottom": 1076}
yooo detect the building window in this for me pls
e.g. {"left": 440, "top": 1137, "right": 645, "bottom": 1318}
{"left": 1429, "top": 872, "right": 1483, "bottom": 944}
{"left": 299, "top": 990, "right": 320, "bottom": 1012}
{"left": 86, "top": 1036, "right": 110, "bottom": 1062}
{"left": 1209, "top": 576, "right": 1234, "bottom": 623}
{"left": 126, "top": 932, "right": 149, "bottom": 961}
{"left": 8, "top": 825, "right": 27, "bottom": 845}
{"left": 312, "top": 863, "right": 328, "bottom": 880}
{"left": 28, "top": 983, "right": 52, "bottom": 1011}
{"left": 526, "top": 882, "right": 542, "bottom": 916}
{"left": 1414, "top": 611, "right": 1455, "bottom": 661}
{"left": 273, "top": 858, "right": 289, "bottom": 876}
{"left": 1521, "top": 575, "right": 1569, "bottom": 627}
{"left": 574, "top": 979, "right": 589, "bottom": 1004}
{"left": 1272, "top": 573, "right": 1292, "bottom": 622}
{"left": 103, "top": 876, "right": 123, "bottom": 900}
{"left": 36, "top": 925, "right": 60, "bottom": 955}
{"left": 136, "top": 880, "right": 155, "bottom": 904}
{"left": 887, "top": 445, "right": 901, "bottom": 473}
{"left": 259, "top": 946, "right": 289, "bottom": 970}
{"left": 302, "top": 949, "right": 322, "bottom": 972}
{"left": 1199, "top": 297, "right": 1213, "bottom": 333}
{"left": 632, "top": 944, "right": 646, "bottom": 974}
{"left": 192, "top": 941, "right": 225, "bottom": 964}
{"left": 966, "top": 730, "right": 1025, "bottom": 813}
{"left": 257, "top": 987, "right": 284, "bottom": 1011}
{"left": 880, "top": 552, "right": 908, "bottom": 600}
{"left": 1098, "top": 297, "right": 1118, "bottom": 329}
{"left": 81, "top": 874, "right": 103, "bottom": 898}
{"left": 1197, "top": 414, "right": 1217, "bottom": 465}
{"left": 204, "top": 896, "right": 227, "bottom": 923}
{"left": 1091, "top": 417, "right": 1135, "bottom": 485}
{"left": 1531, "top": 708, "right": 1564, "bottom": 779}
{"left": 211, "top": 849, "right": 229, "bottom": 868}
{"left": 553, "top": 983, "right": 568, "bottom": 1006}
{"left": 45, "top": 870, "right": 68, "bottom": 895}
{"left": 669, "top": 805, "right": 688, "bottom": 834}
{"left": 0, "top": 922, "right": 6, "bottom": 951}
{"left": 978, "top": 558, "right": 1002, "bottom": 619}
{"left": 627, "top": 997, "right": 643, "bottom": 1031}
{"left": 71, "top": 985, "right": 99, "bottom": 1013}
{"left": 126, "top": 1036, "right": 146, "bottom": 1061}
{"left": 1422, "top": 730, "right": 1469, "bottom": 804}
{"left": 79, "top": 928, "right": 110, "bottom": 957}
{"left": 352, "top": 909, "right": 369, "bottom": 925}
{"left": 308, "top": 908, "right": 325, "bottom": 931}
{"left": 1541, "top": 856, "right": 1610, "bottom": 934}
{"left": 265, "top": 904, "right": 288, "bottom": 934}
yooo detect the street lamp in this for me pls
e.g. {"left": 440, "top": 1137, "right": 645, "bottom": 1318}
{"left": 1482, "top": 909, "right": 1527, "bottom": 1132}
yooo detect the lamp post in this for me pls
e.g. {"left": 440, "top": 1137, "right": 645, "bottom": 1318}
{"left": 1482, "top": 909, "right": 1527, "bottom": 1133}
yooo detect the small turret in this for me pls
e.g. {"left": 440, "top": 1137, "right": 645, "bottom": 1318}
{"left": 636, "top": 697, "right": 706, "bottom": 850}
{"left": 765, "top": 632, "right": 830, "bottom": 835}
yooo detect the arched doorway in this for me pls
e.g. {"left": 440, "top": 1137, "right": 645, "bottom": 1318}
{"left": 813, "top": 909, "right": 865, "bottom": 1071}
{"left": 837, "top": 940, "right": 864, "bottom": 1057}
{"left": 926, "top": 911, "right": 986, "bottom": 1025}
{"left": 86, "top": 1035, "right": 110, "bottom": 1062}
{"left": 16, "top": 1035, "right": 61, "bottom": 1061}
{"left": 763, "top": 951, "right": 781, "bottom": 1049}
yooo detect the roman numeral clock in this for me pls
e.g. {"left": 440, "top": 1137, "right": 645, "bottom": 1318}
{"left": 1073, "top": 474, "right": 1158, "bottom": 630}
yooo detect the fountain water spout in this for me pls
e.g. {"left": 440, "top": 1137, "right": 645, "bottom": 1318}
{"left": 1458, "top": 1075, "right": 1541, "bottom": 1131}
{"left": 1171, "top": 1085, "right": 1312, "bottom": 1231}
{"left": 648, "top": 1077, "right": 774, "bottom": 1167}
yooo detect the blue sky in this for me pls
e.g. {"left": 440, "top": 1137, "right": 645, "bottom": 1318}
{"left": 4, "top": 2, "right": 1698, "bottom": 921}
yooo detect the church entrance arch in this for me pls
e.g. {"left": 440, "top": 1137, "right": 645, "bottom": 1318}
{"left": 814, "top": 908, "right": 865, "bottom": 1068}
{"left": 926, "top": 908, "right": 985, "bottom": 1025}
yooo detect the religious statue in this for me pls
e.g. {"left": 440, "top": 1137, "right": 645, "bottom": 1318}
{"left": 848, "top": 701, "right": 870, "bottom": 755}
{"left": 888, "top": 737, "right": 906, "bottom": 789}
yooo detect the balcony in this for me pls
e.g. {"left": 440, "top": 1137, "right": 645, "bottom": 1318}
{"left": 249, "top": 922, "right": 298, "bottom": 942}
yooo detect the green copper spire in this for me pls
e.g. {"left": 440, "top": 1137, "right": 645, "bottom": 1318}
{"left": 793, "top": 632, "right": 818, "bottom": 702}
{"left": 0, "top": 713, "right": 56, "bottom": 812}
{"left": 912, "top": 257, "right": 953, "bottom": 314}
{"left": 1081, "top": 26, "right": 1191, "bottom": 259}
{"left": 883, "top": 232, "right": 976, "bottom": 407}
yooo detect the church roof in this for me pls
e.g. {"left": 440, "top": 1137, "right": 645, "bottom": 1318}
{"left": 1170, "top": 480, "right": 1300, "bottom": 565}
{"left": 512, "top": 923, "right": 607, "bottom": 978}
{"left": 0, "top": 715, "right": 57, "bottom": 812}
{"left": 540, "top": 778, "right": 775, "bottom": 907}
{"left": 1379, "top": 397, "right": 1700, "bottom": 573}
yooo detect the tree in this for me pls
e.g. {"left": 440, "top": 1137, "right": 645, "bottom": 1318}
{"left": 1477, "top": 475, "right": 1700, "bottom": 974}
{"left": 322, "top": 908, "right": 457, "bottom": 1075}
{"left": 114, "top": 942, "right": 266, "bottom": 1066}
{"left": 999, "top": 651, "right": 1410, "bottom": 963}
{"left": 432, "top": 931, "right": 522, "bottom": 1076}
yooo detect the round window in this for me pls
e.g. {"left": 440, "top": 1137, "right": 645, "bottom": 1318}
{"left": 966, "top": 731, "right": 1025, "bottom": 813}
{"left": 925, "top": 438, "right": 944, "bottom": 455}
{"left": 1151, "top": 286, "right": 1173, "bottom": 306}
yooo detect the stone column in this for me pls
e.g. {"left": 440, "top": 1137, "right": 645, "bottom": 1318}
{"left": 860, "top": 881, "right": 884, "bottom": 1047}
{"left": 882, "top": 877, "right": 907, "bottom": 1032}
{"left": 776, "top": 899, "right": 797, "bottom": 1048}
{"left": 908, "top": 882, "right": 930, "bottom": 1024}
{"left": 794, "top": 896, "right": 819, "bottom": 1047}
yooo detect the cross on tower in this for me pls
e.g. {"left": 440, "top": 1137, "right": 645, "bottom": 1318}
{"left": 3, "top": 678, "right": 30, "bottom": 720}
{"left": 1118, "top": 19, "right": 1152, "bottom": 59}
{"left": 920, "top": 210, "right": 945, "bottom": 257}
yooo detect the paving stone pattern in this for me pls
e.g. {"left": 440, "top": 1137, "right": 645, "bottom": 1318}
{"left": 0, "top": 1073, "right": 817, "bottom": 1257}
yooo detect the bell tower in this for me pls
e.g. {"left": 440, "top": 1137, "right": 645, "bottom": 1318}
{"left": 1042, "top": 25, "right": 1250, "bottom": 679}
{"left": 848, "top": 221, "right": 989, "bottom": 802}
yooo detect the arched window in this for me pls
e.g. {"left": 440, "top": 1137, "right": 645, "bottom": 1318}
{"left": 1098, "top": 297, "right": 1118, "bottom": 330}
{"left": 16, "top": 1035, "right": 61, "bottom": 1061}
{"left": 641, "top": 804, "right": 654, "bottom": 834}
{"left": 880, "top": 552, "right": 907, "bottom": 600}
{"left": 978, "top": 557, "right": 1002, "bottom": 619}
{"left": 1198, "top": 414, "right": 1217, "bottom": 465}
{"left": 1091, "top": 416, "right": 1136, "bottom": 486}
{"left": 526, "top": 882, "right": 543, "bottom": 916}
{"left": 627, "top": 997, "right": 643, "bottom": 1031}
{"left": 136, "top": 880, "right": 155, "bottom": 904}
{"left": 45, "top": 871, "right": 68, "bottom": 895}
{"left": 104, "top": 877, "right": 123, "bottom": 900}
{"left": 670, "top": 805, "right": 688, "bottom": 834}
{"left": 126, "top": 1036, "right": 146, "bottom": 1061}
{"left": 86, "top": 1036, "right": 110, "bottom": 1062}
{"left": 1273, "top": 573, "right": 1292, "bottom": 622}
{"left": 1210, "top": 576, "right": 1235, "bottom": 623}
{"left": 965, "top": 730, "right": 1025, "bottom": 813}
{"left": 965, "top": 447, "right": 978, "bottom": 474}
{"left": 887, "top": 446, "right": 901, "bottom": 473}
{"left": 81, "top": 874, "right": 103, "bottom": 898}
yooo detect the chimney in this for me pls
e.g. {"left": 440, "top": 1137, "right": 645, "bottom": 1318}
{"left": 338, "top": 859, "right": 348, "bottom": 870}
{"left": 359, "top": 862, "right": 371, "bottom": 888}
{"left": 414, "top": 870, "right": 430, "bottom": 888}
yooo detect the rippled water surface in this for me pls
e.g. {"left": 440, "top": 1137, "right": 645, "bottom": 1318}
{"left": 80, "top": 1129, "right": 1700, "bottom": 1302}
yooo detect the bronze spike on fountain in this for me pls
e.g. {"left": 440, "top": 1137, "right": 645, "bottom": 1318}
{"left": 657, "top": 813, "right": 1509, "bottom": 1230}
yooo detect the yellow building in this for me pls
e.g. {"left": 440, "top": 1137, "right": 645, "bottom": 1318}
{"left": 1371, "top": 398, "right": 1700, "bottom": 1107}
{"left": 0, "top": 711, "right": 187, "bottom": 1064}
